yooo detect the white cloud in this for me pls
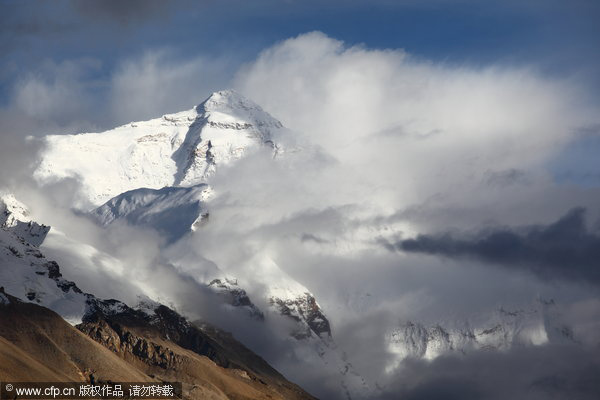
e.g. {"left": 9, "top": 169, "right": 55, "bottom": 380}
{"left": 109, "top": 50, "right": 233, "bottom": 123}
{"left": 235, "top": 32, "right": 596, "bottom": 221}
{"left": 6, "top": 50, "right": 234, "bottom": 135}
{"left": 11, "top": 58, "right": 102, "bottom": 130}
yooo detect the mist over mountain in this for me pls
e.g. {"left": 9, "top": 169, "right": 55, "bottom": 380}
{"left": 2, "top": 2, "right": 600, "bottom": 398}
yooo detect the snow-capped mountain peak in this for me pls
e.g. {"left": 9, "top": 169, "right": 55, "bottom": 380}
{"left": 34, "top": 90, "right": 285, "bottom": 208}
{"left": 173, "top": 90, "right": 283, "bottom": 187}
{"left": 199, "top": 90, "right": 283, "bottom": 129}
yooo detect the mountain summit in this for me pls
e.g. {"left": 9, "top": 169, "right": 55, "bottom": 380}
{"left": 35, "top": 90, "right": 285, "bottom": 207}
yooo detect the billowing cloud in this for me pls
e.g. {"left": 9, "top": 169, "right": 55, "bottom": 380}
{"left": 11, "top": 58, "right": 103, "bottom": 129}
{"left": 234, "top": 32, "right": 597, "bottom": 231}
{"left": 2, "top": 50, "right": 233, "bottom": 136}
{"left": 220, "top": 32, "right": 600, "bottom": 396}
{"left": 109, "top": 50, "right": 233, "bottom": 123}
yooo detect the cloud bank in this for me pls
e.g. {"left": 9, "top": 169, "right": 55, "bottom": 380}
{"left": 396, "top": 207, "right": 600, "bottom": 285}
{"left": 234, "top": 32, "right": 598, "bottom": 229}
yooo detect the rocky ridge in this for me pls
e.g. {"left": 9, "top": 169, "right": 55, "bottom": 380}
{"left": 386, "top": 302, "right": 577, "bottom": 372}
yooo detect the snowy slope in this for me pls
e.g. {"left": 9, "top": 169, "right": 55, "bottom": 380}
{"left": 35, "top": 90, "right": 285, "bottom": 207}
{"left": 0, "top": 194, "right": 134, "bottom": 323}
{"left": 0, "top": 227, "right": 89, "bottom": 324}
{"left": 0, "top": 192, "right": 50, "bottom": 247}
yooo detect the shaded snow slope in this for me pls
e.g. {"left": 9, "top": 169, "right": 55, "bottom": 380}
{"left": 91, "top": 184, "right": 211, "bottom": 243}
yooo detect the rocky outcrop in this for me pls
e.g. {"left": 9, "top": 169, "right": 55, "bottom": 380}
{"left": 208, "top": 278, "right": 264, "bottom": 320}
{"left": 80, "top": 318, "right": 183, "bottom": 369}
{"left": 271, "top": 292, "right": 332, "bottom": 340}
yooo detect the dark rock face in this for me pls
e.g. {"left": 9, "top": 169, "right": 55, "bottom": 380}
{"left": 270, "top": 293, "right": 332, "bottom": 340}
{"left": 44, "top": 261, "right": 84, "bottom": 294}
{"left": 149, "top": 304, "right": 237, "bottom": 368}
{"left": 79, "top": 318, "right": 182, "bottom": 369}
{"left": 80, "top": 300, "right": 234, "bottom": 370}
{"left": 208, "top": 278, "right": 264, "bottom": 320}
{"left": 80, "top": 297, "right": 286, "bottom": 380}
{"left": 45, "top": 261, "right": 61, "bottom": 279}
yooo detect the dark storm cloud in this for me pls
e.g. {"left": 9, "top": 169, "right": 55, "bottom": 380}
{"left": 0, "top": 2, "right": 70, "bottom": 34}
{"left": 394, "top": 208, "right": 600, "bottom": 285}
{"left": 378, "top": 344, "right": 600, "bottom": 400}
{"left": 0, "top": 2, "right": 74, "bottom": 54}
{"left": 0, "top": 0, "right": 176, "bottom": 42}
{"left": 0, "top": 17, "right": 74, "bottom": 36}
{"left": 483, "top": 168, "right": 528, "bottom": 187}
{"left": 300, "top": 233, "right": 329, "bottom": 244}
{"left": 71, "top": 0, "right": 173, "bottom": 25}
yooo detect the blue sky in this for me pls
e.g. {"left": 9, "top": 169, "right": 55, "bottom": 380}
{"left": 1, "top": 0, "right": 599, "bottom": 184}
{"left": 2, "top": 0, "right": 600, "bottom": 87}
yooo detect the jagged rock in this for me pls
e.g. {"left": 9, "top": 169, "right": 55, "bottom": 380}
{"left": 270, "top": 293, "right": 332, "bottom": 339}
{"left": 208, "top": 278, "right": 264, "bottom": 320}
